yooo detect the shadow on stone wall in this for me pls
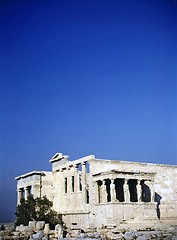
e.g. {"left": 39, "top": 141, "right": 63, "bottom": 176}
{"left": 155, "top": 192, "right": 162, "bottom": 219}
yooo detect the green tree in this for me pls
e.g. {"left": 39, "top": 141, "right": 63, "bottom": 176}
{"left": 15, "top": 195, "right": 61, "bottom": 227}
{"left": 35, "top": 196, "right": 60, "bottom": 225}
{"left": 15, "top": 196, "right": 36, "bottom": 226}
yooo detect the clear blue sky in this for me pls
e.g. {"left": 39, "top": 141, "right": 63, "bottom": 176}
{"left": 0, "top": 0, "right": 177, "bottom": 221}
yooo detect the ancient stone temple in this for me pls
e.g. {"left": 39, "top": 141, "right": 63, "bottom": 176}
{"left": 16, "top": 153, "right": 177, "bottom": 231}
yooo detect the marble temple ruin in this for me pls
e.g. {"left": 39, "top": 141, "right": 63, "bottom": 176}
{"left": 15, "top": 153, "right": 177, "bottom": 231}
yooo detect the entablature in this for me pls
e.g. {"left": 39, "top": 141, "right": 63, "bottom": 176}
{"left": 92, "top": 169, "right": 156, "bottom": 182}
{"left": 15, "top": 171, "right": 45, "bottom": 180}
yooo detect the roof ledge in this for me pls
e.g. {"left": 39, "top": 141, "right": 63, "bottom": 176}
{"left": 15, "top": 171, "right": 44, "bottom": 180}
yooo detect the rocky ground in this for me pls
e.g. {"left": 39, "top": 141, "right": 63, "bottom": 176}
{"left": 1, "top": 222, "right": 177, "bottom": 240}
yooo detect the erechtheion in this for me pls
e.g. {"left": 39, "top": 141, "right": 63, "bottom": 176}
{"left": 16, "top": 153, "right": 177, "bottom": 231}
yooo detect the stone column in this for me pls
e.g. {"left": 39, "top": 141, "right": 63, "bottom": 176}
{"left": 93, "top": 181, "right": 98, "bottom": 204}
{"left": 67, "top": 167, "right": 71, "bottom": 206}
{"left": 97, "top": 181, "right": 103, "bottom": 203}
{"left": 137, "top": 180, "right": 142, "bottom": 202}
{"left": 124, "top": 179, "right": 130, "bottom": 202}
{"left": 101, "top": 180, "right": 107, "bottom": 203}
{"left": 82, "top": 162, "right": 86, "bottom": 185}
{"left": 149, "top": 181, "right": 155, "bottom": 202}
{"left": 81, "top": 162, "right": 87, "bottom": 204}
{"left": 17, "top": 188, "right": 23, "bottom": 205}
{"left": 110, "top": 178, "right": 116, "bottom": 202}
{"left": 74, "top": 164, "right": 79, "bottom": 207}
{"left": 25, "top": 186, "right": 31, "bottom": 200}
{"left": 74, "top": 164, "right": 79, "bottom": 193}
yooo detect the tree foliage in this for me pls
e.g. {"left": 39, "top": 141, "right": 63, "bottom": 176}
{"left": 15, "top": 195, "right": 61, "bottom": 227}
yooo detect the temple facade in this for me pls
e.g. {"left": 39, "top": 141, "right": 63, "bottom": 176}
{"left": 16, "top": 153, "right": 177, "bottom": 231}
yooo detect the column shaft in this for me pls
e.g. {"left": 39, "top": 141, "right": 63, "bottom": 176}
{"left": 137, "top": 180, "right": 142, "bottom": 202}
{"left": 81, "top": 162, "right": 87, "bottom": 204}
{"left": 67, "top": 168, "right": 71, "bottom": 206}
{"left": 17, "top": 189, "right": 23, "bottom": 205}
{"left": 150, "top": 181, "right": 155, "bottom": 202}
{"left": 25, "top": 187, "right": 31, "bottom": 200}
{"left": 93, "top": 181, "right": 98, "bottom": 204}
{"left": 101, "top": 180, "right": 107, "bottom": 203}
{"left": 74, "top": 165, "right": 79, "bottom": 207}
{"left": 110, "top": 179, "right": 116, "bottom": 202}
{"left": 124, "top": 179, "right": 130, "bottom": 202}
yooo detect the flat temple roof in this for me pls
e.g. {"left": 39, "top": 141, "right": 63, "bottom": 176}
{"left": 15, "top": 171, "right": 44, "bottom": 180}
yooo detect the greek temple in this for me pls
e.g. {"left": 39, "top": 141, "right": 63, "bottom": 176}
{"left": 16, "top": 153, "right": 177, "bottom": 230}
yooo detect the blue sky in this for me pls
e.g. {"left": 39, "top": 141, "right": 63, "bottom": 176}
{"left": 0, "top": 0, "right": 177, "bottom": 221}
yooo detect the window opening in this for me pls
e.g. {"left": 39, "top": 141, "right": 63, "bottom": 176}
{"left": 105, "top": 179, "right": 111, "bottom": 202}
{"left": 86, "top": 189, "right": 89, "bottom": 204}
{"left": 72, "top": 176, "right": 74, "bottom": 192}
{"left": 79, "top": 175, "right": 82, "bottom": 191}
{"left": 65, "top": 178, "right": 67, "bottom": 193}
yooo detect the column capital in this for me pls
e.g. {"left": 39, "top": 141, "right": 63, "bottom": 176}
{"left": 111, "top": 178, "right": 115, "bottom": 183}
{"left": 137, "top": 179, "right": 141, "bottom": 185}
{"left": 73, "top": 164, "right": 79, "bottom": 170}
{"left": 124, "top": 179, "right": 130, "bottom": 185}
{"left": 102, "top": 179, "right": 106, "bottom": 184}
